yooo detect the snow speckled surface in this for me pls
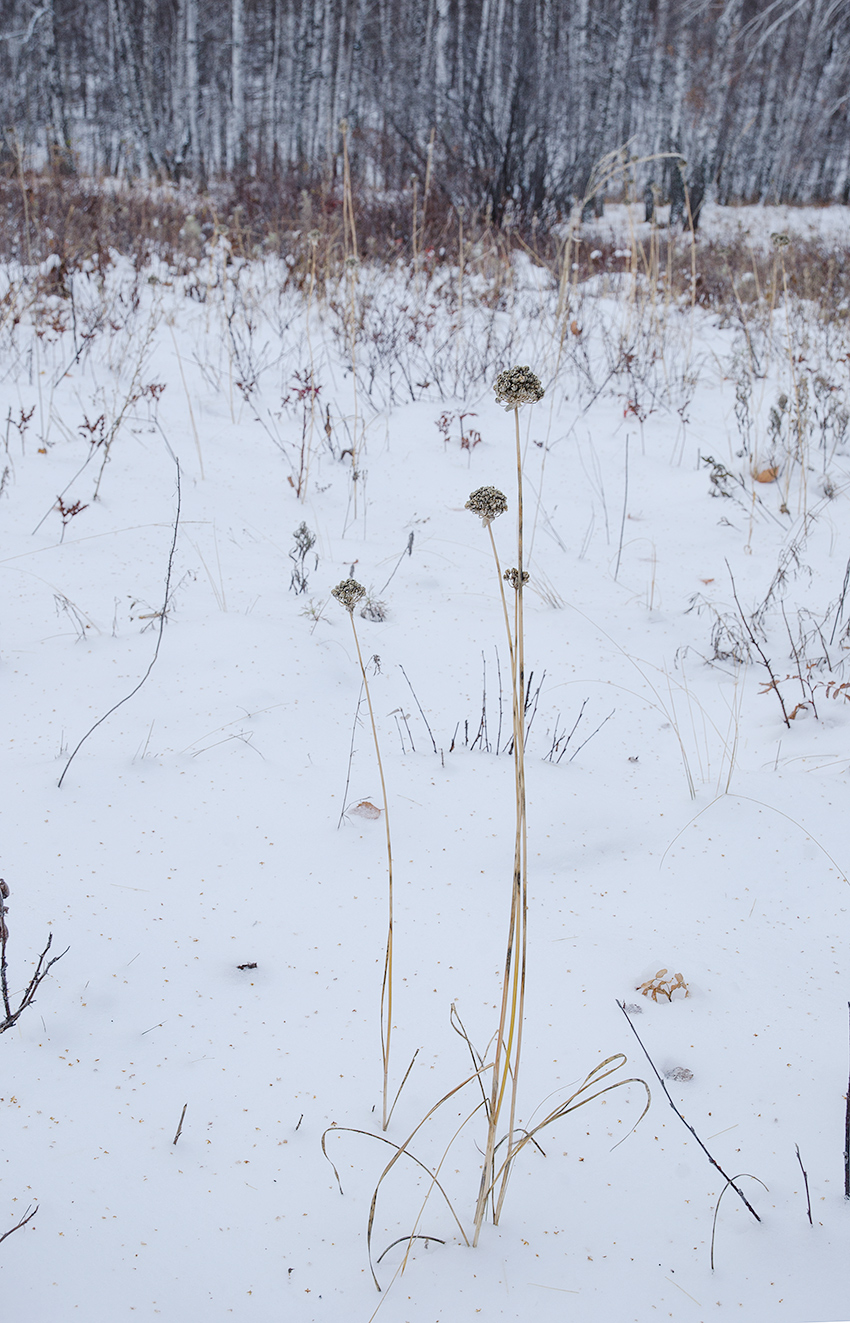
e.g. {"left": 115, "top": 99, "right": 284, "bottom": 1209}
{"left": 1, "top": 209, "right": 850, "bottom": 1322}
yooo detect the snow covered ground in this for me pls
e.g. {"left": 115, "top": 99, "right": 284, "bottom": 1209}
{"left": 1, "top": 207, "right": 850, "bottom": 1322}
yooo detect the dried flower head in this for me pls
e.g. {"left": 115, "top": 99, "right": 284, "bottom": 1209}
{"left": 771, "top": 232, "right": 790, "bottom": 249}
{"left": 503, "top": 567, "right": 530, "bottom": 589}
{"left": 494, "top": 366, "right": 544, "bottom": 410}
{"left": 331, "top": 578, "right": 366, "bottom": 612}
{"left": 465, "top": 486, "right": 508, "bottom": 525}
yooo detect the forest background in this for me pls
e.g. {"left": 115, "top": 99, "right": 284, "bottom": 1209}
{"left": 1, "top": 0, "right": 849, "bottom": 224}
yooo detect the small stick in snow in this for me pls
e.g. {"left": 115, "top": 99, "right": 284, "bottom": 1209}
{"left": 0, "top": 1203, "right": 38, "bottom": 1246}
{"left": 173, "top": 1103, "right": 188, "bottom": 1146}
{"left": 795, "top": 1143, "right": 813, "bottom": 1224}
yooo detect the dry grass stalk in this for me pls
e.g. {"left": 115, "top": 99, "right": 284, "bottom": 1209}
{"left": 469, "top": 366, "right": 542, "bottom": 1242}
{"left": 332, "top": 578, "right": 396, "bottom": 1130}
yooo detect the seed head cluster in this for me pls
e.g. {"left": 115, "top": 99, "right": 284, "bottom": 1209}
{"left": 331, "top": 578, "right": 366, "bottom": 612}
{"left": 494, "top": 366, "right": 544, "bottom": 410}
{"left": 503, "top": 567, "right": 530, "bottom": 590}
{"left": 465, "top": 486, "right": 508, "bottom": 525}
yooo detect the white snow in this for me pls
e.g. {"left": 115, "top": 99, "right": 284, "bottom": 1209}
{"left": 1, "top": 217, "right": 849, "bottom": 1322}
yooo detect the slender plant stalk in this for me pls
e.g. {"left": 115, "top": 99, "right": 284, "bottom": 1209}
{"left": 347, "top": 608, "right": 394, "bottom": 1131}
{"left": 494, "top": 404, "right": 529, "bottom": 1222}
{"left": 471, "top": 386, "right": 537, "bottom": 1241}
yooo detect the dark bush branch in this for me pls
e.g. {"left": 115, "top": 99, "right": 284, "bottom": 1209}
{"left": 0, "top": 1203, "right": 38, "bottom": 1246}
{"left": 616, "top": 1000, "right": 762, "bottom": 1223}
{"left": 1, "top": 882, "right": 66, "bottom": 1034}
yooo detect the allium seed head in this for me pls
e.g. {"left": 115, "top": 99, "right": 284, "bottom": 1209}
{"left": 503, "top": 567, "right": 530, "bottom": 590}
{"left": 465, "top": 486, "right": 508, "bottom": 525}
{"left": 494, "top": 365, "right": 544, "bottom": 410}
{"left": 331, "top": 578, "right": 366, "bottom": 612}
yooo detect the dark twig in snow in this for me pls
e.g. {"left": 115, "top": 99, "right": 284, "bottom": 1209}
{"left": 617, "top": 1000, "right": 762, "bottom": 1223}
{"left": 58, "top": 461, "right": 182, "bottom": 788}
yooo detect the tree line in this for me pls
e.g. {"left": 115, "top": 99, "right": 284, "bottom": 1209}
{"left": 2, "top": 0, "right": 849, "bottom": 215}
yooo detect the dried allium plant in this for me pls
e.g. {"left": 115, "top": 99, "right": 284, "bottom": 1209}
{"left": 467, "top": 366, "right": 648, "bottom": 1242}
{"left": 469, "top": 368, "right": 546, "bottom": 1241}
{"left": 332, "top": 578, "right": 397, "bottom": 1130}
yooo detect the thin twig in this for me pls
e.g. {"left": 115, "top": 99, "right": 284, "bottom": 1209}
{"left": 795, "top": 1143, "right": 812, "bottom": 1224}
{"left": 378, "top": 532, "right": 414, "bottom": 594}
{"left": 829, "top": 556, "right": 850, "bottom": 646}
{"left": 553, "top": 697, "right": 588, "bottom": 763}
{"left": 614, "top": 433, "right": 629, "bottom": 581}
{"left": 617, "top": 1001, "right": 762, "bottom": 1222}
{"left": 0, "top": 1203, "right": 38, "bottom": 1246}
{"left": 173, "top": 1103, "right": 188, "bottom": 1145}
{"left": 726, "top": 559, "right": 790, "bottom": 728}
{"left": 568, "top": 708, "right": 615, "bottom": 763}
{"left": 338, "top": 683, "right": 364, "bottom": 828}
{"left": 1, "top": 928, "right": 67, "bottom": 1035}
{"left": 398, "top": 665, "right": 437, "bottom": 754}
{"left": 58, "top": 461, "right": 182, "bottom": 787}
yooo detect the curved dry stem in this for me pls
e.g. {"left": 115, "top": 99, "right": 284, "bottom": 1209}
{"left": 376, "top": 1233, "right": 445, "bottom": 1265}
{"left": 321, "top": 1123, "right": 468, "bottom": 1275}
{"left": 485, "top": 1059, "right": 652, "bottom": 1208}
{"left": 361, "top": 1065, "right": 492, "bottom": 1287}
{"left": 398, "top": 1100, "right": 487, "bottom": 1279}
{"left": 710, "top": 1173, "right": 768, "bottom": 1271}
{"left": 450, "top": 1002, "right": 491, "bottom": 1115}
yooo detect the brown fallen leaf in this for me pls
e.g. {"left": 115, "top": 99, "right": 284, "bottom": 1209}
{"left": 351, "top": 800, "right": 382, "bottom": 820}
{"left": 755, "top": 466, "right": 779, "bottom": 483}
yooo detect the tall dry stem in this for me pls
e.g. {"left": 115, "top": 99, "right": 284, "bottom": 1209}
{"left": 468, "top": 366, "right": 542, "bottom": 1242}
{"left": 332, "top": 578, "right": 395, "bottom": 1129}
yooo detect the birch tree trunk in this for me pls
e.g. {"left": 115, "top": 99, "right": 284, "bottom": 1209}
{"left": 228, "top": 0, "right": 246, "bottom": 172}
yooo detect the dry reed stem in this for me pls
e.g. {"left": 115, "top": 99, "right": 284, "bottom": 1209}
{"left": 348, "top": 609, "right": 395, "bottom": 1130}
{"left": 495, "top": 404, "right": 529, "bottom": 1222}
{"left": 473, "top": 404, "right": 530, "bottom": 1242}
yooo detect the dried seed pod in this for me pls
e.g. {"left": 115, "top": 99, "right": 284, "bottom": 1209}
{"left": 331, "top": 578, "right": 366, "bottom": 612}
{"left": 503, "top": 567, "right": 530, "bottom": 590}
{"left": 494, "top": 365, "right": 544, "bottom": 410}
{"left": 465, "top": 486, "right": 508, "bottom": 525}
